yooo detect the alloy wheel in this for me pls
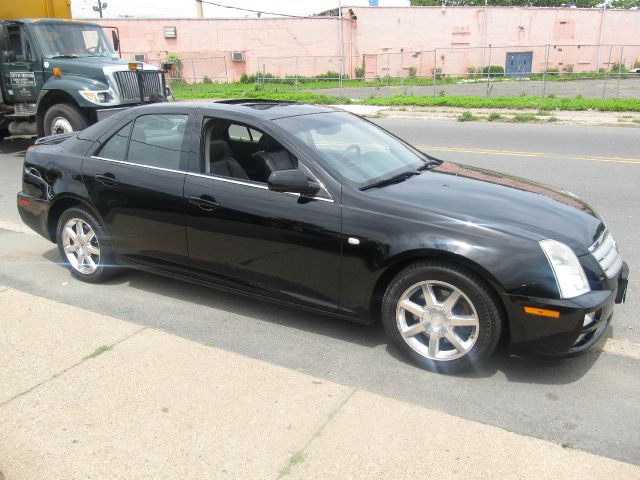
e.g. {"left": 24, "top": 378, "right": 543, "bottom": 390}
{"left": 396, "top": 280, "right": 480, "bottom": 361}
{"left": 61, "top": 218, "right": 101, "bottom": 275}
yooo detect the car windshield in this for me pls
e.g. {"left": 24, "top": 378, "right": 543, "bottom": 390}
{"left": 34, "top": 23, "right": 116, "bottom": 58}
{"left": 274, "top": 112, "right": 427, "bottom": 187}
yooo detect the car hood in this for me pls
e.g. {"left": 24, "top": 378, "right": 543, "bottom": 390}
{"left": 365, "top": 162, "right": 603, "bottom": 254}
{"left": 47, "top": 57, "right": 158, "bottom": 80}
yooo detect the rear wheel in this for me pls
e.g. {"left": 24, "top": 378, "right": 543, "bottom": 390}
{"left": 43, "top": 103, "right": 88, "bottom": 136}
{"left": 56, "top": 207, "right": 116, "bottom": 283}
{"left": 381, "top": 260, "right": 503, "bottom": 373}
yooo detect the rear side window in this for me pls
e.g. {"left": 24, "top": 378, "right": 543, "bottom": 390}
{"left": 127, "top": 114, "right": 188, "bottom": 170}
{"left": 99, "top": 122, "right": 132, "bottom": 161}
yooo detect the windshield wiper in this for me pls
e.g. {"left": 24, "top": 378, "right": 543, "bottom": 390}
{"left": 360, "top": 171, "right": 420, "bottom": 191}
{"left": 50, "top": 54, "right": 79, "bottom": 58}
{"left": 417, "top": 158, "right": 443, "bottom": 171}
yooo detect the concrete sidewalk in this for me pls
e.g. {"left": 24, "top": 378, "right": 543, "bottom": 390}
{"left": 1, "top": 286, "right": 639, "bottom": 480}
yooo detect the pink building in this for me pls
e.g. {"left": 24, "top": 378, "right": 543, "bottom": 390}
{"left": 96, "top": 6, "right": 640, "bottom": 82}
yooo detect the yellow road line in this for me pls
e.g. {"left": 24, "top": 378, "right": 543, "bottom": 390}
{"left": 417, "top": 145, "right": 640, "bottom": 165}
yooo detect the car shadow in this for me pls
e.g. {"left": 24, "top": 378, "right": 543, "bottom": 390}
{"left": 0, "top": 137, "right": 33, "bottom": 155}
{"left": 41, "top": 247, "right": 604, "bottom": 384}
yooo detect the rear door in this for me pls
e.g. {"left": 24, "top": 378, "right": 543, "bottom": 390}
{"left": 83, "top": 110, "right": 193, "bottom": 274}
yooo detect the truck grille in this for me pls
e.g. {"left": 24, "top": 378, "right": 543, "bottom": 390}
{"left": 589, "top": 230, "right": 622, "bottom": 279}
{"left": 114, "top": 71, "right": 163, "bottom": 102}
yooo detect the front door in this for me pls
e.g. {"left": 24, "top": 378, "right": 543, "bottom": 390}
{"left": 0, "top": 23, "right": 42, "bottom": 105}
{"left": 83, "top": 112, "right": 192, "bottom": 274}
{"left": 184, "top": 116, "right": 342, "bottom": 312}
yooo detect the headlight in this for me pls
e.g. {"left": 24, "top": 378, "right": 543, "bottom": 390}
{"left": 79, "top": 89, "right": 117, "bottom": 105}
{"left": 540, "top": 239, "right": 590, "bottom": 299}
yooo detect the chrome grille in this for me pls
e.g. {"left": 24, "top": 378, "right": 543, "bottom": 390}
{"left": 589, "top": 230, "right": 622, "bottom": 279}
{"left": 114, "top": 70, "right": 163, "bottom": 102}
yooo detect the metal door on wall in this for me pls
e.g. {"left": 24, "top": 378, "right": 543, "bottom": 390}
{"left": 505, "top": 51, "right": 533, "bottom": 78}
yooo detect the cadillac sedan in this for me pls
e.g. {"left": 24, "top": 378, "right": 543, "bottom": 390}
{"left": 17, "top": 100, "right": 628, "bottom": 373}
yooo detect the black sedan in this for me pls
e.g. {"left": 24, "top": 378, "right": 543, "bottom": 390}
{"left": 17, "top": 100, "right": 628, "bottom": 373}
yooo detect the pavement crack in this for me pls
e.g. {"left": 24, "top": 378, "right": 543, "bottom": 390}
{"left": 0, "top": 326, "right": 147, "bottom": 409}
{"left": 275, "top": 388, "right": 357, "bottom": 479}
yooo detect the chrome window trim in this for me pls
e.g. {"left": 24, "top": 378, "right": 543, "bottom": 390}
{"left": 90, "top": 156, "right": 334, "bottom": 203}
{"left": 186, "top": 172, "right": 334, "bottom": 203}
{"left": 90, "top": 156, "right": 185, "bottom": 175}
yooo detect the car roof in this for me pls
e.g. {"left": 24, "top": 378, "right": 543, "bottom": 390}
{"left": 134, "top": 100, "right": 339, "bottom": 121}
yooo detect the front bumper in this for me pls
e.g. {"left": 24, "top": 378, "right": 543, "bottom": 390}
{"left": 506, "top": 261, "right": 628, "bottom": 355}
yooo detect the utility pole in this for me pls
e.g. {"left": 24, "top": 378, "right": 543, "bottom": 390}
{"left": 196, "top": 0, "right": 204, "bottom": 19}
{"left": 92, "top": 0, "right": 107, "bottom": 18}
{"left": 338, "top": 0, "right": 344, "bottom": 96}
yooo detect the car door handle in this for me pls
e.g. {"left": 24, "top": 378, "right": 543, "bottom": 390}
{"left": 95, "top": 174, "right": 118, "bottom": 187}
{"left": 188, "top": 195, "right": 220, "bottom": 211}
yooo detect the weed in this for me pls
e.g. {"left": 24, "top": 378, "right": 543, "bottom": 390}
{"left": 458, "top": 111, "right": 478, "bottom": 122}
{"left": 279, "top": 451, "right": 305, "bottom": 477}
{"left": 85, "top": 345, "right": 112, "bottom": 359}
{"left": 548, "top": 116, "right": 558, "bottom": 122}
{"left": 512, "top": 113, "right": 537, "bottom": 122}
{"left": 487, "top": 112, "right": 502, "bottom": 121}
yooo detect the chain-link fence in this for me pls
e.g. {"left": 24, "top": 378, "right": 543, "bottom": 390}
{"left": 251, "top": 44, "right": 640, "bottom": 99}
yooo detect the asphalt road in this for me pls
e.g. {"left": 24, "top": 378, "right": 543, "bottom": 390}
{"left": 0, "top": 120, "right": 639, "bottom": 465}
{"left": 311, "top": 77, "right": 640, "bottom": 99}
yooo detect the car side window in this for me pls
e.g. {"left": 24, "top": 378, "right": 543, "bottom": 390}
{"left": 228, "top": 124, "right": 252, "bottom": 142}
{"left": 127, "top": 114, "right": 188, "bottom": 170}
{"left": 98, "top": 122, "right": 132, "bottom": 161}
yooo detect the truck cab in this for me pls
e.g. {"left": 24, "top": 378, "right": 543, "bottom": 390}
{"left": 0, "top": 19, "right": 170, "bottom": 138}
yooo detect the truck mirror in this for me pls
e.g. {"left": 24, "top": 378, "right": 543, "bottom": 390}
{"left": 162, "top": 62, "right": 175, "bottom": 73}
{"left": 111, "top": 30, "right": 120, "bottom": 52}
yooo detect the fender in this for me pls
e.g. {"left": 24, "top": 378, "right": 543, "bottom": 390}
{"left": 39, "top": 75, "right": 111, "bottom": 108}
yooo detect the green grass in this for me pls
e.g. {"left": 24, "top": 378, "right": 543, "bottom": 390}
{"left": 360, "top": 95, "right": 640, "bottom": 112}
{"left": 171, "top": 80, "right": 640, "bottom": 112}
{"left": 85, "top": 345, "right": 112, "bottom": 359}
{"left": 487, "top": 112, "right": 502, "bottom": 121}
{"left": 279, "top": 451, "right": 305, "bottom": 477}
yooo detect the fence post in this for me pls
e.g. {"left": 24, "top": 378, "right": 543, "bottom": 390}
{"left": 295, "top": 56, "right": 299, "bottom": 89}
{"left": 602, "top": 44, "right": 613, "bottom": 99}
{"left": 541, "top": 44, "right": 549, "bottom": 98}
{"left": 432, "top": 48, "right": 437, "bottom": 97}
{"left": 190, "top": 59, "right": 196, "bottom": 83}
{"left": 400, "top": 49, "right": 404, "bottom": 90}
{"left": 615, "top": 46, "right": 624, "bottom": 98}
{"left": 223, "top": 55, "right": 229, "bottom": 83}
{"left": 485, "top": 44, "right": 492, "bottom": 97}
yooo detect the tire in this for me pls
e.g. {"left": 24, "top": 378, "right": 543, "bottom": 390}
{"left": 56, "top": 207, "right": 117, "bottom": 283}
{"left": 43, "top": 103, "right": 88, "bottom": 136}
{"left": 381, "top": 259, "right": 503, "bottom": 374}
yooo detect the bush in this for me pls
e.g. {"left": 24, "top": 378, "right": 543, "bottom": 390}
{"left": 355, "top": 66, "right": 365, "bottom": 79}
{"left": 482, "top": 65, "right": 504, "bottom": 77}
{"left": 634, "top": 59, "right": 640, "bottom": 69}
{"left": 466, "top": 65, "right": 480, "bottom": 76}
{"left": 487, "top": 112, "right": 502, "bottom": 121}
{"left": 610, "top": 62, "right": 628, "bottom": 73}
{"left": 562, "top": 64, "right": 574, "bottom": 73}
{"left": 164, "top": 52, "right": 183, "bottom": 78}
{"left": 407, "top": 66, "right": 417, "bottom": 78}
{"left": 546, "top": 68, "right": 560, "bottom": 75}
{"left": 202, "top": 75, "right": 212, "bottom": 84}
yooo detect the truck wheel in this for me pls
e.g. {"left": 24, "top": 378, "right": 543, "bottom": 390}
{"left": 43, "top": 104, "right": 88, "bottom": 136}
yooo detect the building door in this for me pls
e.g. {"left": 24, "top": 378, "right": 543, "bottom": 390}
{"left": 505, "top": 51, "right": 533, "bottom": 78}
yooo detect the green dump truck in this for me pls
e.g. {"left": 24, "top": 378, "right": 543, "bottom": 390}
{"left": 1, "top": 15, "right": 171, "bottom": 138}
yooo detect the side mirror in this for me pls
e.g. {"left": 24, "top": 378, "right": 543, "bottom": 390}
{"left": 5, "top": 50, "right": 16, "bottom": 62}
{"left": 111, "top": 30, "right": 120, "bottom": 52}
{"left": 162, "top": 62, "right": 176, "bottom": 73}
{"left": 268, "top": 169, "right": 320, "bottom": 196}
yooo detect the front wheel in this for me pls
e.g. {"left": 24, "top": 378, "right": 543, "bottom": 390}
{"left": 381, "top": 260, "right": 503, "bottom": 373}
{"left": 56, "top": 207, "right": 117, "bottom": 283}
{"left": 43, "top": 103, "right": 88, "bottom": 136}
